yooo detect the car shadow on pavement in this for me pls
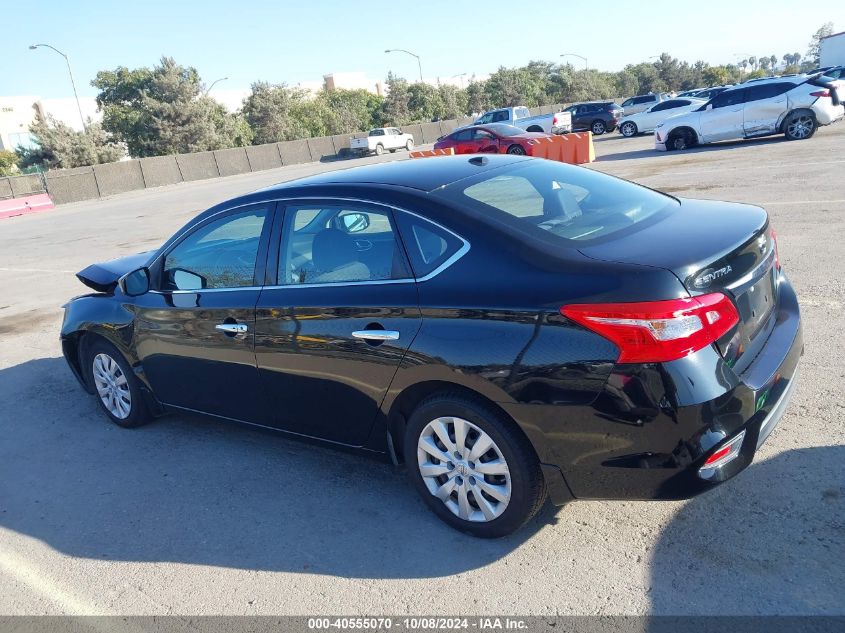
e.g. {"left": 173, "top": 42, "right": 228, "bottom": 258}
{"left": 648, "top": 445, "right": 844, "bottom": 615}
{"left": 597, "top": 136, "right": 786, "bottom": 162}
{"left": 0, "top": 357, "right": 551, "bottom": 579}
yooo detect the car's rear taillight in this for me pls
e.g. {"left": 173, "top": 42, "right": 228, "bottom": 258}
{"left": 560, "top": 293, "right": 740, "bottom": 363}
{"left": 771, "top": 229, "right": 781, "bottom": 271}
{"left": 810, "top": 90, "right": 831, "bottom": 98}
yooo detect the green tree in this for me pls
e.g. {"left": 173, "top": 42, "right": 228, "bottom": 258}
{"left": 807, "top": 22, "right": 834, "bottom": 64}
{"left": 702, "top": 66, "right": 731, "bottom": 86}
{"left": 407, "top": 82, "right": 444, "bottom": 121}
{"left": 465, "top": 79, "right": 491, "bottom": 114}
{"left": 485, "top": 66, "right": 545, "bottom": 107}
{"left": 381, "top": 72, "right": 412, "bottom": 125}
{"left": 614, "top": 70, "right": 639, "bottom": 99}
{"left": 17, "top": 115, "right": 124, "bottom": 169}
{"left": 241, "top": 82, "right": 312, "bottom": 143}
{"left": 0, "top": 150, "right": 19, "bottom": 176}
{"left": 93, "top": 57, "right": 246, "bottom": 156}
{"left": 437, "top": 84, "right": 469, "bottom": 120}
{"left": 316, "top": 88, "right": 384, "bottom": 135}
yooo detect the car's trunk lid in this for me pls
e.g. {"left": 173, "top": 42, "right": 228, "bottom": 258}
{"left": 578, "top": 198, "right": 777, "bottom": 370}
{"left": 76, "top": 251, "right": 154, "bottom": 293}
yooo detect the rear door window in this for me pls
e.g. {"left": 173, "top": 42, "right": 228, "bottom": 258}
{"left": 745, "top": 83, "right": 794, "bottom": 102}
{"left": 395, "top": 213, "right": 465, "bottom": 278}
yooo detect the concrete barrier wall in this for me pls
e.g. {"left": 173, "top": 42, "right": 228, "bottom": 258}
{"left": 0, "top": 178, "right": 13, "bottom": 199}
{"left": 93, "top": 160, "right": 146, "bottom": 197}
{"left": 439, "top": 119, "right": 459, "bottom": 135}
{"left": 330, "top": 134, "right": 354, "bottom": 155}
{"left": 45, "top": 167, "right": 100, "bottom": 205}
{"left": 306, "top": 136, "right": 336, "bottom": 162}
{"left": 245, "top": 144, "right": 282, "bottom": 172}
{"left": 403, "top": 124, "right": 424, "bottom": 145}
{"left": 214, "top": 147, "right": 251, "bottom": 177}
{"left": 139, "top": 155, "right": 183, "bottom": 188}
{"left": 176, "top": 151, "right": 219, "bottom": 181}
{"left": 419, "top": 122, "right": 443, "bottom": 144}
{"left": 278, "top": 139, "right": 311, "bottom": 166}
{"left": 9, "top": 174, "right": 43, "bottom": 197}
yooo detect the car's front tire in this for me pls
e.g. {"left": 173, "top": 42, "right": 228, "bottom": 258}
{"left": 784, "top": 111, "right": 817, "bottom": 141}
{"left": 86, "top": 338, "right": 150, "bottom": 428}
{"left": 404, "top": 394, "right": 547, "bottom": 538}
{"left": 620, "top": 121, "right": 638, "bottom": 137}
{"left": 405, "top": 139, "right": 414, "bottom": 151}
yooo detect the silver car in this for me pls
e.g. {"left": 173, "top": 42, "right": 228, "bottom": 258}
{"left": 655, "top": 75, "right": 845, "bottom": 151}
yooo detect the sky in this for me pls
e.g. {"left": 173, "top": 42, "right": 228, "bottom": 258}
{"left": 1, "top": 0, "right": 839, "bottom": 105}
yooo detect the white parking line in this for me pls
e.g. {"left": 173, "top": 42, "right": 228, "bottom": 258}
{"left": 647, "top": 159, "right": 845, "bottom": 178}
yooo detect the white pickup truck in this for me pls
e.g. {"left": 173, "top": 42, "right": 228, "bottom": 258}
{"left": 350, "top": 127, "right": 415, "bottom": 156}
{"left": 473, "top": 106, "right": 572, "bottom": 134}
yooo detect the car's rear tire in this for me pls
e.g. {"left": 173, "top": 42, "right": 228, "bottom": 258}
{"left": 405, "top": 139, "right": 414, "bottom": 151}
{"left": 591, "top": 120, "right": 606, "bottom": 135}
{"left": 506, "top": 144, "right": 527, "bottom": 155}
{"left": 403, "top": 393, "right": 547, "bottom": 538}
{"left": 375, "top": 143, "right": 384, "bottom": 156}
{"left": 620, "top": 121, "right": 638, "bottom": 137}
{"left": 668, "top": 129, "right": 694, "bottom": 151}
{"left": 783, "top": 111, "right": 817, "bottom": 140}
{"left": 85, "top": 338, "right": 150, "bottom": 428}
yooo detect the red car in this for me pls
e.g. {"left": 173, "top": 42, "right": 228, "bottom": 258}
{"left": 434, "top": 123, "right": 551, "bottom": 156}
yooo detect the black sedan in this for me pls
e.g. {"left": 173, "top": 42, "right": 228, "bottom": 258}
{"left": 62, "top": 155, "right": 803, "bottom": 538}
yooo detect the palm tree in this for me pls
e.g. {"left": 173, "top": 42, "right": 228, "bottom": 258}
{"left": 770, "top": 55, "right": 778, "bottom": 74}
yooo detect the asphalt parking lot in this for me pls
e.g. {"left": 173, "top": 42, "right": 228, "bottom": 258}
{"left": 1, "top": 126, "right": 843, "bottom": 616}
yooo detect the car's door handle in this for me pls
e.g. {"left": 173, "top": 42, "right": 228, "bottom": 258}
{"left": 216, "top": 323, "right": 248, "bottom": 336}
{"left": 352, "top": 330, "right": 400, "bottom": 341}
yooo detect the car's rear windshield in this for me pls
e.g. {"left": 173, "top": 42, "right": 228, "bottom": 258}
{"left": 434, "top": 160, "right": 677, "bottom": 245}
{"left": 485, "top": 124, "right": 526, "bottom": 136}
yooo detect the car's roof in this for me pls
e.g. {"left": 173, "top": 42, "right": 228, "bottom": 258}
{"left": 257, "top": 154, "right": 528, "bottom": 194}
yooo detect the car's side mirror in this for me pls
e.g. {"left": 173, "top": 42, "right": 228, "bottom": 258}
{"left": 118, "top": 267, "right": 150, "bottom": 297}
{"left": 339, "top": 212, "right": 370, "bottom": 233}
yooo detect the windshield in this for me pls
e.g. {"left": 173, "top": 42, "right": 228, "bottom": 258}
{"left": 434, "top": 160, "right": 677, "bottom": 244}
{"left": 485, "top": 124, "right": 527, "bottom": 136}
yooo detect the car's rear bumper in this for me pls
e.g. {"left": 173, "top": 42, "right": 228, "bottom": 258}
{"left": 813, "top": 101, "right": 845, "bottom": 125}
{"left": 503, "top": 273, "right": 803, "bottom": 504}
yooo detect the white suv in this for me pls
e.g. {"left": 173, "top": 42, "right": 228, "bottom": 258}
{"left": 620, "top": 93, "right": 667, "bottom": 115}
{"left": 655, "top": 75, "right": 844, "bottom": 151}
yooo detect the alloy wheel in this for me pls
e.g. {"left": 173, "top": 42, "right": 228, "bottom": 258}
{"left": 621, "top": 122, "right": 636, "bottom": 137}
{"left": 92, "top": 353, "right": 131, "bottom": 419}
{"left": 787, "top": 115, "right": 814, "bottom": 139}
{"left": 592, "top": 121, "right": 605, "bottom": 134}
{"left": 417, "top": 416, "right": 512, "bottom": 522}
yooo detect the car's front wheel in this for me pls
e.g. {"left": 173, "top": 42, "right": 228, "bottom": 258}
{"left": 620, "top": 121, "right": 638, "bottom": 137}
{"left": 86, "top": 338, "right": 150, "bottom": 428}
{"left": 404, "top": 394, "right": 547, "bottom": 538}
{"left": 405, "top": 139, "right": 414, "bottom": 151}
{"left": 784, "top": 111, "right": 817, "bottom": 141}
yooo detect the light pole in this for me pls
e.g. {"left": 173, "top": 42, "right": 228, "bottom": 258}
{"left": 29, "top": 43, "right": 86, "bottom": 133}
{"left": 560, "top": 53, "right": 588, "bottom": 70}
{"left": 385, "top": 49, "right": 423, "bottom": 83}
{"left": 451, "top": 73, "right": 467, "bottom": 89}
{"left": 205, "top": 76, "right": 229, "bottom": 96}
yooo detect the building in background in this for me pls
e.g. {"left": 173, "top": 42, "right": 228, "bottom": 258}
{"left": 0, "top": 97, "right": 44, "bottom": 151}
{"left": 820, "top": 31, "right": 845, "bottom": 67}
{"left": 324, "top": 72, "right": 384, "bottom": 95}
{"left": 0, "top": 95, "right": 99, "bottom": 151}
